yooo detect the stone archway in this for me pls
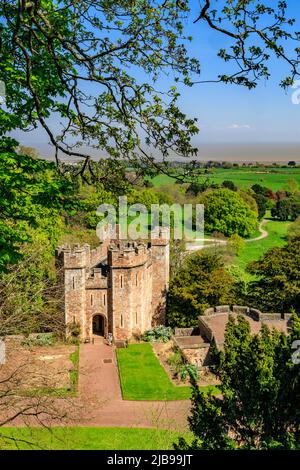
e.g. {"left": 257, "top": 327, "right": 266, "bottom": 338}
{"left": 92, "top": 314, "right": 105, "bottom": 336}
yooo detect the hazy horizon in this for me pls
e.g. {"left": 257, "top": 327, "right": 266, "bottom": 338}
{"left": 26, "top": 141, "right": 300, "bottom": 164}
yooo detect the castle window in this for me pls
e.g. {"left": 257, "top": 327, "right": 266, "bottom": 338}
{"left": 72, "top": 276, "right": 75, "bottom": 290}
{"left": 120, "top": 275, "right": 123, "bottom": 288}
{"left": 120, "top": 315, "right": 123, "bottom": 327}
{"left": 91, "top": 294, "right": 93, "bottom": 306}
{"left": 103, "top": 294, "right": 106, "bottom": 306}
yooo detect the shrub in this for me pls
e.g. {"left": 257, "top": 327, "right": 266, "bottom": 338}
{"left": 167, "top": 350, "right": 183, "bottom": 369}
{"left": 178, "top": 364, "right": 199, "bottom": 382}
{"left": 67, "top": 322, "right": 81, "bottom": 338}
{"left": 22, "top": 333, "right": 54, "bottom": 347}
{"left": 142, "top": 325, "right": 173, "bottom": 343}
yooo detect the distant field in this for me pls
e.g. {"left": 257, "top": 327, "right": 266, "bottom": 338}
{"left": 151, "top": 167, "right": 300, "bottom": 191}
{"left": 1, "top": 427, "right": 190, "bottom": 450}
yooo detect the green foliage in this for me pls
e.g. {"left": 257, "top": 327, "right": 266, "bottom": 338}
{"left": 237, "top": 189, "right": 258, "bottom": 216}
{"left": 199, "top": 189, "right": 258, "bottom": 237}
{"left": 194, "top": 1, "right": 300, "bottom": 90}
{"left": 178, "top": 364, "right": 199, "bottom": 382}
{"left": 248, "top": 237, "right": 300, "bottom": 313}
{"left": 167, "top": 251, "right": 235, "bottom": 327}
{"left": 222, "top": 180, "right": 237, "bottom": 191}
{"left": 271, "top": 198, "right": 292, "bottom": 221}
{"left": 176, "top": 315, "right": 300, "bottom": 450}
{"left": 142, "top": 326, "right": 173, "bottom": 343}
{"left": 167, "top": 350, "right": 183, "bottom": 369}
{"left": 0, "top": 139, "right": 74, "bottom": 269}
{"left": 21, "top": 333, "right": 54, "bottom": 348}
{"left": 67, "top": 322, "right": 81, "bottom": 338}
{"left": 252, "top": 183, "right": 275, "bottom": 199}
{"left": 127, "top": 189, "right": 160, "bottom": 211}
{"left": 270, "top": 193, "right": 300, "bottom": 222}
{"left": 186, "top": 180, "right": 210, "bottom": 196}
{"left": 0, "top": 228, "right": 65, "bottom": 336}
{"left": 227, "top": 233, "right": 245, "bottom": 256}
{"left": 0, "top": 1, "right": 199, "bottom": 172}
{"left": 288, "top": 216, "right": 300, "bottom": 241}
{"left": 253, "top": 193, "right": 269, "bottom": 219}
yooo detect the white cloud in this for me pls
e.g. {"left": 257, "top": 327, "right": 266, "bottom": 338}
{"left": 228, "top": 123, "right": 251, "bottom": 129}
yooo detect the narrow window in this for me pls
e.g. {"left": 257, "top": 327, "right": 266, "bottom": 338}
{"left": 103, "top": 293, "right": 106, "bottom": 306}
{"left": 120, "top": 315, "right": 123, "bottom": 327}
{"left": 91, "top": 294, "right": 93, "bottom": 306}
{"left": 120, "top": 275, "right": 123, "bottom": 288}
{"left": 72, "top": 276, "right": 75, "bottom": 290}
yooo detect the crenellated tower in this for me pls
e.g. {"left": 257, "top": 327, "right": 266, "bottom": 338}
{"left": 56, "top": 227, "right": 170, "bottom": 341}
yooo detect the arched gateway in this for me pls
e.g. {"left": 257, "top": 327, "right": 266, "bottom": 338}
{"left": 92, "top": 314, "right": 105, "bottom": 336}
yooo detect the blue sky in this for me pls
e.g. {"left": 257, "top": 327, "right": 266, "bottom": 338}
{"left": 13, "top": 0, "right": 300, "bottom": 161}
{"left": 178, "top": 0, "right": 300, "bottom": 146}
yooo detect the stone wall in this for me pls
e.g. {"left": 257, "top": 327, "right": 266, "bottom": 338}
{"left": 57, "top": 227, "right": 169, "bottom": 341}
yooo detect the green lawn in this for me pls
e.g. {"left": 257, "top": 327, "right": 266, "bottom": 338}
{"left": 235, "top": 218, "right": 290, "bottom": 275}
{"left": 117, "top": 343, "right": 218, "bottom": 400}
{"left": 151, "top": 167, "right": 300, "bottom": 192}
{"left": 0, "top": 427, "right": 191, "bottom": 450}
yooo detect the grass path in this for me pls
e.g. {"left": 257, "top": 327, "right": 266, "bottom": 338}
{"left": 245, "top": 219, "right": 269, "bottom": 242}
{"left": 186, "top": 219, "right": 270, "bottom": 252}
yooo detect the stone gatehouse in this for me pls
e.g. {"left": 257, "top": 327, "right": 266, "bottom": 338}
{"left": 56, "top": 228, "right": 169, "bottom": 341}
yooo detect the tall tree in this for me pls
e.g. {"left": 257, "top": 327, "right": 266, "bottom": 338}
{"left": 0, "top": 0, "right": 200, "bottom": 177}
{"left": 175, "top": 314, "right": 300, "bottom": 450}
{"left": 1, "top": 1, "right": 300, "bottom": 177}
{"left": 248, "top": 237, "right": 300, "bottom": 313}
{"left": 167, "top": 251, "right": 235, "bottom": 327}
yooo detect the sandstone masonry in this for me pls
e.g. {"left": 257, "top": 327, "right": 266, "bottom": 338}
{"left": 56, "top": 228, "right": 169, "bottom": 341}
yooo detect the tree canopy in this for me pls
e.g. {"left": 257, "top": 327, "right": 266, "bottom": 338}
{"left": 199, "top": 188, "right": 258, "bottom": 237}
{"left": 248, "top": 236, "right": 300, "bottom": 313}
{"left": 167, "top": 251, "right": 235, "bottom": 327}
{"left": 176, "top": 313, "right": 300, "bottom": 450}
{"left": 1, "top": 1, "right": 300, "bottom": 175}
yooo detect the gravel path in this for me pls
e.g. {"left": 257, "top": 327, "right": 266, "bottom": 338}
{"left": 186, "top": 219, "right": 269, "bottom": 251}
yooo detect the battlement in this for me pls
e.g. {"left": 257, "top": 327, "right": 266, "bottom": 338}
{"left": 57, "top": 224, "right": 170, "bottom": 341}
{"left": 56, "top": 244, "right": 90, "bottom": 269}
{"left": 86, "top": 268, "right": 108, "bottom": 289}
{"left": 200, "top": 305, "right": 293, "bottom": 347}
{"left": 203, "top": 305, "right": 294, "bottom": 322}
{"left": 90, "top": 241, "right": 109, "bottom": 267}
{"left": 150, "top": 226, "right": 170, "bottom": 246}
{"left": 108, "top": 241, "right": 149, "bottom": 267}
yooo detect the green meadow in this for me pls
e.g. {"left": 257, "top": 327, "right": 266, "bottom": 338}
{"left": 151, "top": 167, "right": 300, "bottom": 191}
